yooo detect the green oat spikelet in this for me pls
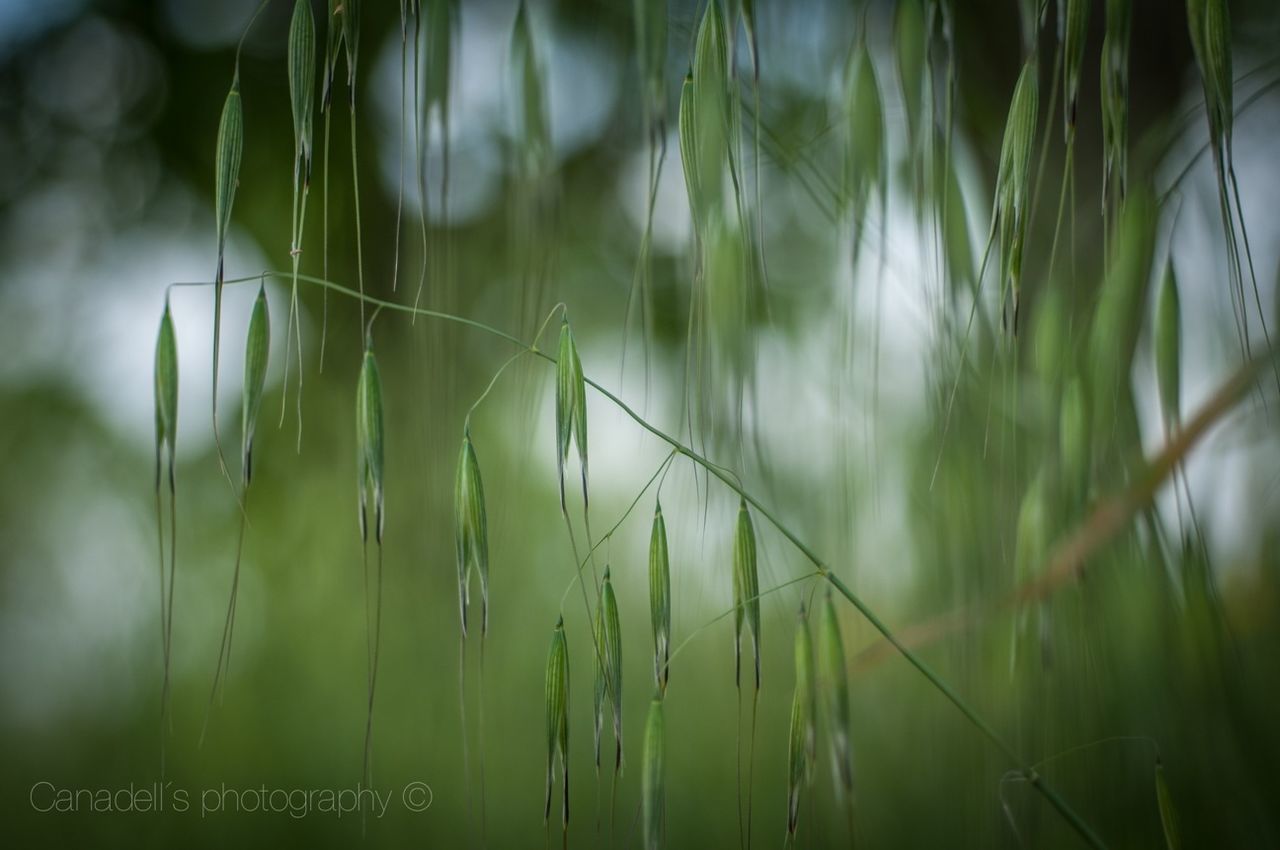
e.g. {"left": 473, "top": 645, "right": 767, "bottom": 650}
{"left": 544, "top": 616, "right": 570, "bottom": 828}
{"left": 288, "top": 0, "right": 316, "bottom": 174}
{"left": 153, "top": 296, "right": 178, "bottom": 759}
{"left": 894, "top": 0, "right": 926, "bottom": 161}
{"left": 677, "top": 72, "right": 705, "bottom": 235}
{"left": 994, "top": 56, "right": 1039, "bottom": 333}
{"left": 642, "top": 696, "right": 666, "bottom": 850}
{"left": 511, "top": 0, "right": 551, "bottom": 182}
{"left": 211, "top": 77, "right": 244, "bottom": 473}
{"left": 342, "top": 0, "right": 361, "bottom": 98}
{"left": 594, "top": 566, "right": 624, "bottom": 773}
{"left": 786, "top": 603, "right": 816, "bottom": 841}
{"left": 1155, "top": 263, "right": 1181, "bottom": 432}
{"left": 649, "top": 499, "right": 672, "bottom": 690}
{"left": 817, "top": 589, "right": 853, "bottom": 800}
{"left": 555, "top": 318, "right": 588, "bottom": 512}
{"left": 634, "top": 0, "right": 667, "bottom": 133}
{"left": 1100, "top": 0, "right": 1131, "bottom": 211}
{"left": 241, "top": 284, "right": 270, "bottom": 485}
{"left": 154, "top": 299, "right": 178, "bottom": 489}
{"left": 1061, "top": 0, "right": 1089, "bottom": 138}
{"left": 356, "top": 340, "right": 385, "bottom": 544}
{"left": 732, "top": 497, "right": 761, "bottom": 690}
{"left": 454, "top": 430, "right": 488, "bottom": 637}
{"left": 843, "top": 41, "right": 885, "bottom": 270}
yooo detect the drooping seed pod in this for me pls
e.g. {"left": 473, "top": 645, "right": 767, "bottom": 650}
{"left": 454, "top": 430, "right": 489, "bottom": 637}
{"left": 1155, "top": 263, "right": 1182, "bottom": 431}
{"left": 342, "top": 0, "right": 361, "bottom": 97}
{"left": 211, "top": 79, "right": 244, "bottom": 426}
{"left": 214, "top": 80, "right": 244, "bottom": 279}
{"left": 321, "top": 0, "right": 344, "bottom": 111}
{"left": 594, "top": 566, "right": 624, "bottom": 773}
{"left": 633, "top": 0, "right": 667, "bottom": 133}
{"left": 154, "top": 298, "right": 178, "bottom": 489}
{"left": 424, "top": 0, "right": 455, "bottom": 116}
{"left": 355, "top": 341, "right": 385, "bottom": 544}
{"left": 732, "top": 498, "right": 761, "bottom": 691}
{"left": 1062, "top": 0, "right": 1090, "bottom": 138}
{"left": 1101, "top": 0, "right": 1132, "bottom": 209}
{"left": 511, "top": 0, "right": 551, "bottom": 182}
{"left": 288, "top": 0, "right": 316, "bottom": 174}
{"left": 677, "top": 72, "right": 704, "bottom": 237}
{"left": 555, "top": 318, "right": 588, "bottom": 512}
{"left": 685, "top": 0, "right": 731, "bottom": 238}
{"left": 641, "top": 696, "right": 665, "bottom": 850}
{"left": 544, "top": 616, "right": 570, "bottom": 827}
{"left": 786, "top": 603, "right": 816, "bottom": 839}
{"left": 843, "top": 42, "right": 885, "bottom": 269}
{"left": 995, "top": 56, "right": 1040, "bottom": 333}
{"left": 241, "top": 284, "right": 270, "bottom": 486}
{"left": 649, "top": 499, "right": 672, "bottom": 690}
{"left": 894, "top": 0, "right": 926, "bottom": 155}
{"left": 817, "top": 589, "right": 853, "bottom": 800}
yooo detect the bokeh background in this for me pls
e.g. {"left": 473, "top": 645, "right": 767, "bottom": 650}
{"left": 2, "top": 0, "right": 1279, "bottom": 847}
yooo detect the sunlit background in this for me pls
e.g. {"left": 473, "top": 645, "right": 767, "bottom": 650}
{"left": 2, "top": 0, "right": 1279, "bottom": 846}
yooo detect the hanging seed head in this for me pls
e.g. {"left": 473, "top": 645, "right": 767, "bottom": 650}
{"left": 633, "top": 0, "right": 668, "bottom": 130}
{"left": 894, "top": 0, "right": 926, "bottom": 151}
{"left": 1190, "top": 0, "right": 1232, "bottom": 149}
{"left": 454, "top": 430, "right": 489, "bottom": 637}
{"left": 843, "top": 43, "right": 885, "bottom": 220}
{"left": 322, "top": 0, "right": 344, "bottom": 110}
{"left": 677, "top": 71, "right": 705, "bottom": 236}
{"left": 786, "top": 603, "right": 816, "bottom": 839}
{"left": 691, "top": 0, "right": 732, "bottom": 230}
{"left": 424, "top": 0, "right": 454, "bottom": 114}
{"left": 1059, "top": 375, "right": 1091, "bottom": 511}
{"left": 554, "top": 318, "right": 588, "bottom": 512}
{"left": 594, "top": 566, "right": 624, "bottom": 773}
{"left": 214, "top": 80, "right": 244, "bottom": 266}
{"left": 996, "top": 56, "right": 1040, "bottom": 331}
{"left": 641, "top": 696, "right": 666, "bottom": 850}
{"left": 1062, "top": 0, "right": 1089, "bottom": 139}
{"left": 1101, "top": 0, "right": 1131, "bottom": 208}
{"left": 355, "top": 343, "right": 385, "bottom": 544}
{"left": 705, "top": 211, "right": 748, "bottom": 367}
{"left": 732, "top": 497, "right": 761, "bottom": 691}
{"left": 153, "top": 298, "right": 178, "bottom": 486}
{"left": 342, "top": 0, "right": 361, "bottom": 97}
{"left": 817, "top": 589, "right": 853, "bottom": 799}
{"left": 511, "top": 0, "right": 551, "bottom": 181}
{"left": 1155, "top": 263, "right": 1182, "bottom": 430}
{"left": 544, "top": 616, "right": 570, "bottom": 827}
{"left": 288, "top": 0, "right": 316, "bottom": 173}
{"left": 649, "top": 499, "right": 672, "bottom": 690}
{"left": 241, "top": 284, "right": 270, "bottom": 486}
